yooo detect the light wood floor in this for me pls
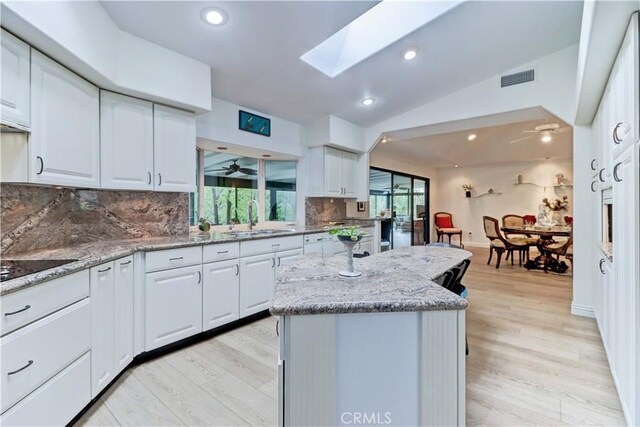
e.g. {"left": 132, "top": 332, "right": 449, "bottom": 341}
{"left": 77, "top": 247, "right": 625, "bottom": 426}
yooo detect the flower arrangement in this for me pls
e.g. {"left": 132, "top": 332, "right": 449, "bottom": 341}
{"left": 542, "top": 196, "right": 569, "bottom": 212}
{"left": 326, "top": 225, "right": 366, "bottom": 241}
{"left": 462, "top": 184, "right": 474, "bottom": 191}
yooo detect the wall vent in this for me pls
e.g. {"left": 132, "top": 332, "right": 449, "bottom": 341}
{"left": 501, "top": 69, "right": 535, "bottom": 88}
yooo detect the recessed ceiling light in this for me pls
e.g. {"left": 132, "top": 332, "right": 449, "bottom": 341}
{"left": 217, "top": 146, "right": 228, "bottom": 150}
{"left": 541, "top": 134, "right": 552, "bottom": 143}
{"left": 361, "top": 97, "right": 375, "bottom": 106}
{"left": 202, "top": 8, "right": 228, "bottom": 26}
{"left": 454, "top": 164, "right": 460, "bottom": 168}
{"left": 467, "top": 134, "right": 477, "bottom": 141}
{"left": 403, "top": 48, "right": 418, "bottom": 60}
{"left": 381, "top": 136, "right": 388, "bottom": 143}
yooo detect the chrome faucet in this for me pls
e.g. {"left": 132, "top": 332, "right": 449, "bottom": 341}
{"left": 247, "top": 199, "right": 260, "bottom": 230}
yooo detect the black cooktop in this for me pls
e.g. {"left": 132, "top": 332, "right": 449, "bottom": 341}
{"left": 0, "top": 259, "right": 78, "bottom": 282}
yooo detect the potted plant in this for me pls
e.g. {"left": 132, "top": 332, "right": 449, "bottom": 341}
{"left": 198, "top": 218, "right": 211, "bottom": 232}
{"left": 462, "top": 184, "right": 474, "bottom": 198}
{"left": 542, "top": 196, "right": 569, "bottom": 225}
{"left": 326, "top": 226, "right": 367, "bottom": 277}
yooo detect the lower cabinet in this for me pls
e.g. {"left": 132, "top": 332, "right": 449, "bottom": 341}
{"left": 90, "top": 256, "right": 134, "bottom": 398}
{"left": 240, "top": 253, "right": 275, "bottom": 317}
{"left": 203, "top": 259, "right": 240, "bottom": 331}
{"left": 145, "top": 264, "right": 202, "bottom": 351}
{"left": 276, "top": 248, "right": 303, "bottom": 269}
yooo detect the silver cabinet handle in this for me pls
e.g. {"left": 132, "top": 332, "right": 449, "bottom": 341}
{"left": 276, "top": 319, "right": 279, "bottom": 337}
{"left": 36, "top": 156, "right": 44, "bottom": 175}
{"left": 272, "top": 243, "right": 280, "bottom": 248}
{"left": 599, "top": 258, "right": 606, "bottom": 274}
{"left": 598, "top": 168, "right": 606, "bottom": 183}
{"left": 169, "top": 257, "right": 183, "bottom": 261}
{"left": 158, "top": 173, "right": 162, "bottom": 186}
{"left": 277, "top": 257, "right": 281, "bottom": 267}
{"left": 120, "top": 260, "right": 132, "bottom": 266}
{"left": 217, "top": 250, "right": 229, "bottom": 254}
{"left": 8, "top": 360, "right": 33, "bottom": 376}
{"left": 197, "top": 271, "right": 201, "bottom": 284}
{"left": 5, "top": 305, "right": 31, "bottom": 316}
{"left": 613, "top": 162, "right": 622, "bottom": 182}
{"left": 98, "top": 267, "right": 111, "bottom": 273}
{"left": 590, "top": 181, "right": 597, "bottom": 192}
{"left": 272, "top": 258, "right": 276, "bottom": 268}
{"left": 148, "top": 172, "right": 152, "bottom": 185}
{"left": 235, "top": 264, "right": 239, "bottom": 276}
{"left": 613, "top": 122, "right": 629, "bottom": 144}
{"left": 590, "top": 158, "right": 597, "bottom": 171}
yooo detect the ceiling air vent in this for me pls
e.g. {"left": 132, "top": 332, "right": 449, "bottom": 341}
{"left": 501, "top": 69, "right": 534, "bottom": 88}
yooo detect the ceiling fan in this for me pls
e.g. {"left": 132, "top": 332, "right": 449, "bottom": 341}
{"left": 210, "top": 160, "right": 258, "bottom": 176}
{"left": 384, "top": 184, "right": 410, "bottom": 191}
{"left": 508, "top": 123, "right": 571, "bottom": 144}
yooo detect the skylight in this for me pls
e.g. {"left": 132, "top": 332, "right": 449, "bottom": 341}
{"left": 300, "top": 0, "right": 464, "bottom": 78}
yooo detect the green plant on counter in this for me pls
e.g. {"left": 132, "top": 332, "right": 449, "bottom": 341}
{"left": 326, "top": 225, "right": 366, "bottom": 241}
{"left": 198, "top": 217, "right": 211, "bottom": 232}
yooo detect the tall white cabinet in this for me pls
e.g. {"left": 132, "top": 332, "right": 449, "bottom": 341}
{"left": 1, "top": 30, "right": 30, "bottom": 130}
{"left": 30, "top": 50, "right": 100, "bottom": 188}
{"left": 153, "top": 105, "right": 196, "bottom": 192}
{"left": 100, "top": 91, "right": 154, "bottom": 190}
{"left": 308, "top": 146, "right": 359, "bottom": 197}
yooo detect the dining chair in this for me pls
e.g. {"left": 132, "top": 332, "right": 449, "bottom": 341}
{"left": 483, "top": 216, "right": 529, "bottom": 268}
{"left": 501, "top": 214, "right": 537, "bottom": 260}
{"left": 543, "top": 234, "right": 573, "bottom": 272}
{"left": 434, "top": 212, "right": 464, "bottom": 248}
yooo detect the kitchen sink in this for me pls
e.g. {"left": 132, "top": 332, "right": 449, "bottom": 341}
{"left": 223, "top": 228, "right": 297, "bottom": 238}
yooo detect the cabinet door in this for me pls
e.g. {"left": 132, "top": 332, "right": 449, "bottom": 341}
{"left": 341, "top": 151, "right": 358, "bottom": 197}
{"left": 276, "top": 248, "right": 303, "bottom": 270}
{"left": 114, "top": 256, "right": 134, "bottom": 374}
{"left": 1, "top": 30, "right": 30, "bottom": 130}
{"left": 153, "top": 105, "right": 196, "bottom": 192}
{"left": 90, "top": 261, "right": 115, "bottom": 398}
{"left": 324, "top": 147, "right": 343, "bottom": 196}
{"left": 203, "top": 259, "right": 240, "bottom": 331}
{"left": 30, "top": 50, "right": 100, "bottom": 188}
{"left": 101, "top": 92, "right": 154, "bottom": 190}
{"left": 145, "top": 265, "right": 202, "bottom": 351}
{"left": 239, "top": 253, "right": 275, "bottom": 317}
{"left": 613, "top": 15, "right": 639, "bottom": 153}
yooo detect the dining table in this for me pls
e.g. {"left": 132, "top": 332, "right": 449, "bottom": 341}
{"left": 500, "top": 224, "right": 572, "bottom": 272}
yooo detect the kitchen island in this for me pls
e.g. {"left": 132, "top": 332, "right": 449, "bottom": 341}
{"left": 270, "top": 246, "right": 471, "bottom": 427}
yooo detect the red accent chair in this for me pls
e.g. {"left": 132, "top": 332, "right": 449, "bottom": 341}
{"left": 434, "top": 212, "right": 464, "bottom": 248}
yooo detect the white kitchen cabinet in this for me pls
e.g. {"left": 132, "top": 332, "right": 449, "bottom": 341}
{"left": 611, "top": 144, "right": 639, "bottom": 425}
{"left": 239, "top": 253, "right": 275, "bottom": 317}
{"left": 100, "top": 91, "right": 154, "bottom": 190}
{"left": 276, "top": 248, "right": 303, "bottom": 270}
{"left": 113, "top": 256, "right": 134, "bottom": 374}
{"left": 153, "top": 104, "right": 196, "bottom": 192}
{"left": 1, "top": 29, "right": 30, "bottom": 130}
{"left": 303, "top": 233, "right": 333, "bottom": 255}
{"left": 90, "top": 261, "right": 115, "bottom": 398}
{"left": 308, "top": 146, "right": 360, "bottom": 198}
{"left": 90, "top": 256, "right": 134, "bottom": 398}
{"left": 145, "top": 264, "right": 202, "bottom": 350}
{"left": 30, "top": 50, "right": 100, "bottom": 188}
{"left": 202, "top": 259, "right": 240, "bottom": 331}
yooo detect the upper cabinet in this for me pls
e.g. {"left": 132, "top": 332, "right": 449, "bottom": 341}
{"left": 1, "top": 30, "right": 30, "bottom": 130}
{"left": 153, "top": 105, "right": 196, "bottom": 193}
{"left": 30, "top": 50, "right": 100, "bottom": 188}
{"left": 308, "top": 146, "right": 359, "bottom": 198}
{"left": 100, "top": 91, "right": 154, "bottom": 191}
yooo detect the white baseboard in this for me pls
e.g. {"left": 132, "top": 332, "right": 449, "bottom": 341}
{"left": 571, "top": 302, "right": 595, "bottom": 318}
{"left": 461, "top": 241, "right": 490, "bottom": 248}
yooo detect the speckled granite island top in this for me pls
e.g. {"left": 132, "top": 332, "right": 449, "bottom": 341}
{"left": 270, "top": 246, "right": 471, "bottom": 316}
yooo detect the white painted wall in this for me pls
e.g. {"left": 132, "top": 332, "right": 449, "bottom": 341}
{"left": 306, "top": 114, "right": 365, "bottom": 152}
{"left": 365, "top": 44, "right": 579, "bottom": 149}
{"left": 434, "top": 160, "right": 573, "bottom": 247}
{"left": 1, "top": 1, "right": 211, "bottom": 112}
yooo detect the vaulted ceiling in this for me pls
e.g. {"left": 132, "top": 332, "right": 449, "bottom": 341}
{"left": 101, "top": 1, "right": 583, "bottom": 126}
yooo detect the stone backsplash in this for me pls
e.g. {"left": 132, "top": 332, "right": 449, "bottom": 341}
{"left": 305, "top": 197, "right": 347, "bottom": 225}
{"left": 1, "top": 184, "right": 189, "bottom": 255}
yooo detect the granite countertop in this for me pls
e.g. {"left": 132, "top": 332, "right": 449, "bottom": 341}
{"left": 1, "top": 224, "right": 366, "bottom": 296}
{"left": 599, "top": 242, "right": 613, "bottom": 262}
{"left": 270, "top": 246, "right": 471, "bottom": 316}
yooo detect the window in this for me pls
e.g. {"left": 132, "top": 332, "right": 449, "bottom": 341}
{"left": 265, "top": 160, "right": 297, "bottom": 222}
{"left": 191, "top": 150, "right": 297, "bottom": 226}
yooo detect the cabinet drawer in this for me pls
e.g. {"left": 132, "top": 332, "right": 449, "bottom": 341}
{"left": 304, "top": 233, "right": 330, "bottom": 244}
{"left": 240, "top": 235, "right": 303, "bottom": 257}
{"left": 0, "top": 352, "right": 91, "bottom": 426}
{"left": 1, "top": 270, "right": 89, "bottom": 336}
{"left": 203, "top": 242, "right": 240, "bottom": 263}
{"left": 1, "top": 298, "right": 91, "bottom": 412}
{"left": 145, "top": 246, "right": 202, "bottom": 273}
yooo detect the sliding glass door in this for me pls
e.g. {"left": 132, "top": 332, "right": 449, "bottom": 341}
{"left": 369, "top": 168, "right": 430, "bottom": 248}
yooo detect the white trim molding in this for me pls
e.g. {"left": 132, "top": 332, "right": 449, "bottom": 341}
{"left": 571, "top": 302, "right": 595, "bottom": 318}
